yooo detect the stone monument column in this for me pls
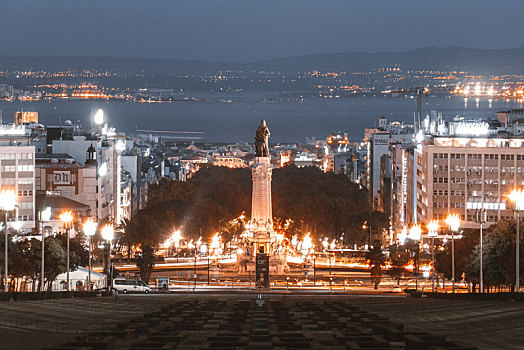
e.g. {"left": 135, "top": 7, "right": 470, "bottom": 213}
{"left": 251, "top": 157, "right": 273, "bottom": 234}
{"left": 237, "top": 120, "right": 287, "bottom": 275}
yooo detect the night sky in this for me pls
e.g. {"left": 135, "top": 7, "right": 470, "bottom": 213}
{"left": 1, "top": 0, "right": 523, "bottom": 61}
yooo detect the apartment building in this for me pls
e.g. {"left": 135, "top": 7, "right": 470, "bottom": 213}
{"left": 0, "top": 131, "right": 36, "bottom": 231}
{"left": 413, "top": 136, "right": 524, "bottom": 229}
{"left": 366, "top": 117, "right": 414, "bottom": 209}
{"left": 35, "top": 153, "right": 97, "bottom": 215}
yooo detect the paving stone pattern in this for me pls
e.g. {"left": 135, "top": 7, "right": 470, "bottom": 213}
{"left": 46, "top": 297, "right": 476, "bottom": 350}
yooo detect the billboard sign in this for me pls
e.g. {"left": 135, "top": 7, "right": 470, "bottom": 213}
{"left": 53, "top": 171, "right": 71, "bottom": 185}
{"left": 256, "top": 253, "right": 269, "bottom": 288}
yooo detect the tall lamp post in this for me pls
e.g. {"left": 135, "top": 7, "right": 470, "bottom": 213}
{"left": 475, "top": 208, "right": 487, "bottom": 293}
{"left": 172, "top": 230, "right": 182, "bottom": 262}
{"left": 509, "top": 189, "right": 524, "bottom": 292}
{"left": 195, "top": 238, "right": 202, "bottom": 290}
{"left": 83, "top": 218, "right": 97, "bottom": 291}
{"left": 362, "top": 222, "right": 372, "bottom": 248}
{"left": 40, "top": 207, "right": 52, "bottom": 292}
{"left": 101, "top": 224, "right": 115, "bottom": 289}
{"left": 60, "top": 211, "right": 74, "bottom": 291}
{"left": 427, "top": 220, "right": 439, "bottom": 293}
{"left": 408, "top": 224, "right": 422, "bottom": 291}
{"left": 445, "top": 213, "right": 460, "bottom": 293}
{"left": 188, "top": 240, "right": 197, "bottom": 290}
{"left": 0, "top": 189, "right": 16, "bottom": 292}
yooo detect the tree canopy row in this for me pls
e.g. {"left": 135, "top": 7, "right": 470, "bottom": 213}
{"left": 124, "top": 165, "right": 389, "bottom": 246}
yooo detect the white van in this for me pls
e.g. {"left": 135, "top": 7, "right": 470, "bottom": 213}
{"left": 113, "top": 279, "right": 150, "bottom": 293}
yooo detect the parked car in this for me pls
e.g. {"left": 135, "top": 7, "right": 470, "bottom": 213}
{"left": 392, "top": 285, "right": 402, "bottom": 293}
{"left": 112, "top": 279, "right": 150, "bottom": 293}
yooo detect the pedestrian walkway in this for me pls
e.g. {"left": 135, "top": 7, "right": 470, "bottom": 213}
{"left": 39, "top": 294, "right": 475, "bottom": 349}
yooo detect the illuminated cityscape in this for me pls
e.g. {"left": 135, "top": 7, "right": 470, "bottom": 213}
{"left": 2, "top": 1, "right": 524, "bottom": 350}
{"left": 2, "top": 67, "right": 524, "bottom": 103}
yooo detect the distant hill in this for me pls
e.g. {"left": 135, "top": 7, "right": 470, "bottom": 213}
{"left": 251, "top": 46, "right": 524, "bottom": 74}
{"left": 1, "top": 46, "right": 524, "bottom": 75}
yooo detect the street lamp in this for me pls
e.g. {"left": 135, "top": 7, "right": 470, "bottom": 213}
{"left": 398, "top": 226, "right": 408, "bottom": 245}
{"left": 313, "top": 254, "right": 317, "bottom": 285}
{"left": 509, "top": 189, "right": 524, "bottom": 292}
{"left": 445, "top": 213, "right": 460, "bottom": 293}
{"left": 409, "top": 224, "right": 422, "bottom": 291}
{"left": 427, "top": 220, "right": 439, "bottom": 293}
{"left": 0, "top": 189, "right": 16, "bottom": 293}
{"left": 362, "top": 221, "right": 371, "bottom": 248}
{"left": 60, "top": 211, "right": 74, "bottom": 291}
{"left": 40, "top": 207, "right": 52, "bottom": 292}
{"left": 83, "top": 218, "right": 97, "bottom": 291}
{"left": 188, "top": 239, "right": 197, "bottom": 290}
{"left": 474, "top": 208, "right": 487, "bottom": 293}
{"left": 172, "top": 230, "right": 182, "bottom": 262}
{"left": 94, "top": 108, "right": 104, "bottom": 126}
{"left": 101, "top": 224, "right": 115, "bottom": 289}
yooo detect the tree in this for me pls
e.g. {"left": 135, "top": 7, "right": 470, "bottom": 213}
{"left": 23, "top": 239, "right": 43, "bottom": 292}
{"left": 435, "top": 229, "right": 478, "bottom": 285}
{"left": 8, "top": 240, "right": 35, "bottom": 292}
{"left": 464, "top": 220, "right": 524, "bottom": 292}
{"left": 43, "top": 237, "right": 67, "bottom": 290}
{"left": 136, "top": 244, "right": 155, "bottom": 284}
{"left": 133, "top": 165, "right": 374, "bottom": 243}
{"left": 116, "top": 218, "right": 133, "bottom": 259}
{"left": 272, "top": 165, "right": 370, "bottom": 240}
{"left": 366, "top": 240, "right": 386, "bottom": 289}
{"left": 55, "top": 232, "right": 88, "bottom": 268}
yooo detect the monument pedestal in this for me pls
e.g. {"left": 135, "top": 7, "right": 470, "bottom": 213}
{"left": 237, "top": 156, "right": 288, "bottom": 274}
{"left": 238, "top": 252, "right": 288, "bottom": 274}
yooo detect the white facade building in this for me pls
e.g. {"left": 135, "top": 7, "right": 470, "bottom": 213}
{"left": 0, "top": 138, "right": 35, "bottom": 231}
{"left": 52, "top": 136, "right": 122, "bottom": 223}
{"left": 367, "top": 120, "right": 414, "bottom": 209}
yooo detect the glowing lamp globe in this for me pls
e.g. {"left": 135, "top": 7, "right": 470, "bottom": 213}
{"left": 445, "top": 214, "right": 461, "bottom": 233}
{"left": 41, "top": 207, "right": 52, "bottom": 222}
{"left": 94, "top": 109, "right": 104, "bottom": 125}
{"left": 0, "top": 189, "right": 16, "bottom": 211}
{"left": 101, "top": 224, "right": 114, "bottom": 241}
{"left": 427, "top": 220, "right": 439, "bottom": 237}
{"left": 59, "top": 211, "right": 74, "bottom": 229}
{"left": 83, "top": 218, "right": 97, "bottom": 237}
{"left": 408, "top": 224, "right": 422, "bottom": 241}
{"left": 509, "top": 189, "right": 524, "bottom": 211}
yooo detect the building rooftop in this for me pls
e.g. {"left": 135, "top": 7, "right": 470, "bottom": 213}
{"left": 36, "top": 193, "right": 91, "bottom": 214}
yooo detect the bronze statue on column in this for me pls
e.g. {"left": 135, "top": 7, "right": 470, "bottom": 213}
{"left": 255, "top": 120, "right": 270, "bottom": 157}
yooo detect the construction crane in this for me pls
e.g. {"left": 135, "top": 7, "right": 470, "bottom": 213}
{"left": 388, "top": 87, "right": 428, "bottom": 132}
{"left": 387, "top": 86, "right": 452, "bottom": 132}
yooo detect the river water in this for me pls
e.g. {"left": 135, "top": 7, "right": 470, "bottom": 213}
{"left": 0, "top": 93, "right": 522, "bottom": 142}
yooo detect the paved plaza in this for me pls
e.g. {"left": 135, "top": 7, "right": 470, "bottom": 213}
{"left": 1, "top": 293, "right": 524, "bottom": 349}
